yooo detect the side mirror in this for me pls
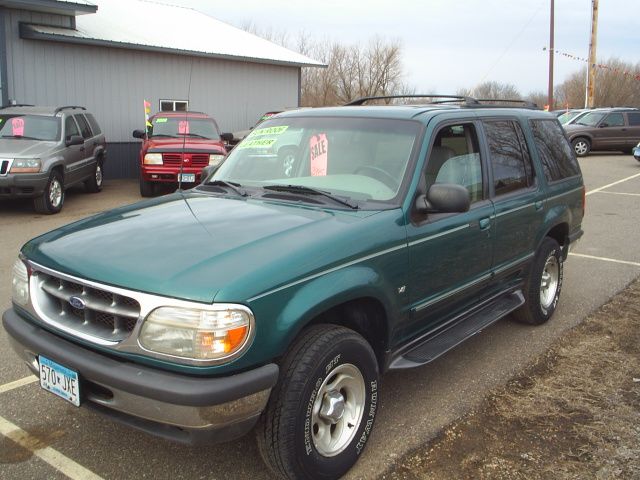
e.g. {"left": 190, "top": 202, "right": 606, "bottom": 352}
{"left": 65, "top": 135, "right": 84, "bottom": 147}
{"left": 200, "top": 165, "right": 218, "bottom": 183}
{"left": 220, "top": 132, "right": 234, "bottom": 143}
{"left": 132, "top": 129, "right": 146, "bottom": 139}
{"left": 415, "top": 183, "right": 470, "bottom": 214}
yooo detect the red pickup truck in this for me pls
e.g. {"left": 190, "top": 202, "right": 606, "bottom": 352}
{"left": 133, "top": 111, "right": 232, "bottom": 196}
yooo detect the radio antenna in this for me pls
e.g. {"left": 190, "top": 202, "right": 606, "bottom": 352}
{"left": 178, "top": 57, "right": 194, "bottom": 191}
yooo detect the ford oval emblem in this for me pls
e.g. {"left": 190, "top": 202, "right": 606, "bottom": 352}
{"left": 69, "top": 296, "right": 86, "bottom": 310}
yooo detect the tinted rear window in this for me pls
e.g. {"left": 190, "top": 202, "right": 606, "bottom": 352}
{"left": 530, "top": 119, "right": 581, "bottom": 182}
{"left": 74, "top": 114, "right": 93, "bottom": 139}
{"left": 627, "top": 112, "right": 640, "bottom": 126}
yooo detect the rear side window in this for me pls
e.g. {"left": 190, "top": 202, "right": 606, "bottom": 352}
{"left": 530, "top": 120, "right": 581, "bottom": 182}
{"left": 84, "top": 113, "right": 102, "bottom": 135}
{"left": 74, "top": 114, "right": 93, "bottom": 139}
{"left": 627, "top": 112, "right": 640, "bottom": 126}
{"left": 483, "top": 120, "right": 534, "bottom": 196}
{"left": 603, "top": 113, "right": 624, "bottom": 127}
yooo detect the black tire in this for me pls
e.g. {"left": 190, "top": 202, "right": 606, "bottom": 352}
{"left": 572, "top": 137, "right": 590, "bottom": 157}
{"left": 139, "top": 177, "right": 156, "bottom": 197}
{"left": 34, "top": 170, "right": 64, "bottom": 214}
{"left": 513, "top": 237, "right": 564, "bottom": 325}
{"left": 257, "top": 325, "right": 380, "bottom": 480}
{"left": 85, "top": 159, "right": 103, "bottom": 193}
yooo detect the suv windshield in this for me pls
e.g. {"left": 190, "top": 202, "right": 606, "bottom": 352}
{"left": 213, "top": 116, "right": 421, "bottom": 204}
{"left": 575, "top": 112, "right": 606, "bottom": 127}
{"left": 0, "top": 114, "right": 60, "bottom": 141}
{"left": 149, "top": 116, "right": 220, "bottom": 139}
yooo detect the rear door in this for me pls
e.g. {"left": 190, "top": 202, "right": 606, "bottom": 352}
{"left": 406, "top": 119, "right": 495, "bottom": 338}
{"left": 481, "top": 117, "right": 545, "bottom": 289}
{"left": 624, "top": 112, "right": 640, "bottom": 148}
{"left": 594, "top": 112, "right": 626, "bottom": 149}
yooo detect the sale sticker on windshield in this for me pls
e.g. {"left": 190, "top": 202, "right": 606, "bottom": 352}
{"left": 11, "top": 118, "right": 25, "bottom": 136}
{"left": 154, "top": 118, "right": 168, "bottom": 123}
{"left": 237, "top": 138, "right": 278, "bottom": 149}
{"left": 310, "top": 133, "right": 328, "bottom": 176}
{"left": 248, "top": 126, "right": 289, "bottom": 137}
{"left": 178, "top": 121, "right": 190, "bottom": 134}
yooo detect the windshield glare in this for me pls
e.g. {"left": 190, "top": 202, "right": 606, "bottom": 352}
{"left": 0, "top": 115, "right": 60, "bottom": 141}
{"left": 213, "top": 117, "right": 421, "bottom": 204}
{"left": 149, "top": 117, "right": 220, "bottom": 139}
{"left": 576, "top": 112, "right": 606, "bottom": 127}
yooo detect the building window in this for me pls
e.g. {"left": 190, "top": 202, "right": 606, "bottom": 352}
{"left": 159, "top": 100, "right": 188, "bottom": 112}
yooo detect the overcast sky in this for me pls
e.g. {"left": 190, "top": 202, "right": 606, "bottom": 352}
{"left": 171, "top": 0, "right": 637, "bottom": 96}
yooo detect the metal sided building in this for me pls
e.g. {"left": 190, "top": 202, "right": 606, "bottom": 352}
{"left": 0, "top": 0, "right": 322, "bottom": 178}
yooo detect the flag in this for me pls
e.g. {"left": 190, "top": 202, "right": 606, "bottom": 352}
{"left": 144, "top": 99, "right": 152, "bottom": 128}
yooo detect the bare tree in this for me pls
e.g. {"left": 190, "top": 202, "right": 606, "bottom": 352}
{"left": 457, "top": 81, "right": 521, "bottom": 100}
{"left": 555, "top": 58, "right": 640, "bottom": 108}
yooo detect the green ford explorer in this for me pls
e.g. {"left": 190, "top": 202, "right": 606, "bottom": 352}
{"left": 4, "top": 95, "right": 584, "bottom": 479}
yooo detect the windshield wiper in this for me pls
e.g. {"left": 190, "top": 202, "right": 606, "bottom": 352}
{"left": 0, "top": 135, "right": 41, "bottom": 140}
{"left": 262, "top": 184, "right": 358, "bottom": 209}
{"left": 203, "top": 179, "right": 248, "bottom": 197}
{"left": 180, "top": 133, "right": 210, "bottom": 139}
{"left": 150, "top": 134, "right": 178, "bottom": 138}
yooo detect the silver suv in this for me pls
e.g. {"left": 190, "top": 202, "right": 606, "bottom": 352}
{"left": 0, "top": 105, "right": 107, "bottom": 213}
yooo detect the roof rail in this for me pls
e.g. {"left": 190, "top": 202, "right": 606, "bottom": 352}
{"left": 473, "top": 99, "right": 540, "bottom": 109}
{"left": 54, "top": 105, "right": 87, "bottom": 115}
{"left": 345, "top": 94, "right": 480, "bottom": 106}
{"left": 0, "top": 103, "right": 34, "bottom": 109}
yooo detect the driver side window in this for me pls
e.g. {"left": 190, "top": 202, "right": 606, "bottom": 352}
{"left": 64, "top": 116, "right": 80, "bottom": 141}
{"left": 425, "top": 123, "right": 484, "bottom": 204}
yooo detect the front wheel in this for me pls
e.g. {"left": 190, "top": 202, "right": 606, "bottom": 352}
{"left": 139, "top": 177, "right": 156, "bottom": 197}
{"left": 513, "top": 237, "right": 564, "bottom": 325}
{"left": 34, "top": 170, "right": 64, "bottom": 214}
{"left": 572, "top": 138, "right": 590, "bottom": 157}
{"left": 257, "top": 325, "right": 379, "bottom": 480}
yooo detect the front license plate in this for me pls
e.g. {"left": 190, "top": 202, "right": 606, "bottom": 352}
{"left": 39, "top": 355, "right": 80, "bottom": 407}
{"left": 179, "top": 173, "right": 196, "bottom": 183}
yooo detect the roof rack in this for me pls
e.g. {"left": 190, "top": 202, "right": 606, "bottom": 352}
{"left": 474, "top": 99, "right": 540, "bottom": 109}
{"left": 345, "top": 94, "right": 480, "bottom": 106}
{"left": 54, "top": 105, "right": 86, "bottom": 114}
{"left": 0, "top": 103, "right": 34, "bottom": 109}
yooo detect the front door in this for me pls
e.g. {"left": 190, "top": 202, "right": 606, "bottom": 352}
{"left": 405, "top": 121, "right": 494, "bottom": 339}
{"left": 63, "top": 116, "right": 84, "bottom": 184}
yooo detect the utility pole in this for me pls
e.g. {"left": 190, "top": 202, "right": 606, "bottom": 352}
{"left": 586, "top": 0, "right": 599, "bottom": 108}
{"left": 548, "top": 0, "right": 555, "bottom": 110}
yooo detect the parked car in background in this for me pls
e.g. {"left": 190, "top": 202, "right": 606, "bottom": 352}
{"left": 5, "top": 95, "right": 584, "bottom": 480}
{"left": 0, "top": 105, "right": 106, "bottom": 213}
{"left": 557, "top": 109, "right": 589, "bottom": 125}
{"left": 633, "top": 141, "right": 640, "bottom": 161}
{"left": 563, "top": 107, "right": 640, "bottom": 156}
{"left": 133, "top": 111, "right": 232, "bottom": 196}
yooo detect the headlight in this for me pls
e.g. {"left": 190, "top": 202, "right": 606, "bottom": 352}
{"left": 139, "top": 305, "right": 253, "bottom": 362}
{"left": 11, "top": 258, "right": 29, "bottom": 306}
{"left": 209, "top": 154, "right": 225, "bottom": 167}
{"left": 143, "top": 153, "right": 163, "bottom": 165}
{"left": 10, "top": 158, "right": 41, "bottom": 173}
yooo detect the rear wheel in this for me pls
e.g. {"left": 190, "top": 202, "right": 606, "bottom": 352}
{"left": 572, "top": 137, "right": 590, "bottom": 157}
{"left": 257, "top": 325, "right": 379, "bottom": 480}
{"left": 34, "top": 170, "right": 64, "bottom": 214}
{"left": 139, "top": 177, "right": 156, "bottom": 197}
{"left": 513, "top": 237, "right": 563, "bottom": 325}
{"left": 85, "top": 159, "right": 103, "bottom": 193}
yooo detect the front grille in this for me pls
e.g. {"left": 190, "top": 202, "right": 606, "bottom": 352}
{"left": 35, "top": 272, "right": 141, "bottom": 342}
{"left": 0, "top": 159, "right": 12, "bottom": 176}
{"left": 161, "top": 153, "right": 210, "bottom": 168}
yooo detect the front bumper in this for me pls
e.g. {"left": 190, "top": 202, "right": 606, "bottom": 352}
{"left": 141, "top": 166, "right": 205, "bottom": 184}
{"left": 0, "top": 172, "right": 49, "bottom": 198}
{"left": 633, "top": 147, "right": 640, "bottom": 161}
{"left": 2, "top": 308, "right": 278, "bottom": 445}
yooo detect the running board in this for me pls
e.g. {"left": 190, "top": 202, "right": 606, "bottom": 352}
{"left": 389, "top": 290, "right": 525, "bottom": 370}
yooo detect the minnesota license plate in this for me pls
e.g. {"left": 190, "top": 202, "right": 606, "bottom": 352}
{"left": 179, "top": 173, "right": 196, "bottom": 183}
{"left": 39, "top": 355, "right": 80, "bottom": 407}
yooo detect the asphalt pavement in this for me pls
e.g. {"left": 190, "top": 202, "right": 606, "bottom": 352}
{"left": 1, "top": 153, "right": 639, "bottom": 479}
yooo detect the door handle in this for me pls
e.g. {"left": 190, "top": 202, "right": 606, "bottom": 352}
{"left": 479, "top": 218, "right": 491, "bottom": 230}
{"left": 535, "top": 200, "right": 543, "bottom": 211}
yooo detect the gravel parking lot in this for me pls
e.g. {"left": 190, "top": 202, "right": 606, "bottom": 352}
{"left": 1, "top": 153, "right": 639, "bottom": 479}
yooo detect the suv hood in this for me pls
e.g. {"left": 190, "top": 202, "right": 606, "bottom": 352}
{"left": 0, "top": 139, "right": 59, "bottom": 157}
{"left": 22, "top": 192, "right": 388, "bottom": 304}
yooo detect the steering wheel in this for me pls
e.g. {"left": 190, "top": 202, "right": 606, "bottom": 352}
{"left": 354, "top": 165, "right": 398, "bottom": 190}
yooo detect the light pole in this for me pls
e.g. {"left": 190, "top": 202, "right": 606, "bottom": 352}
{"left": 548, "top": 0, "right": 555, "bottom": 110}
{"left": 586, "top": 0, "right": 599, "bottom": 108}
